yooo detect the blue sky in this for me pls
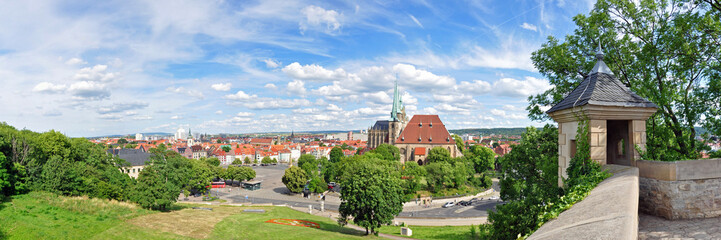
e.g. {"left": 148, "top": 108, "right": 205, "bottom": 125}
{"left": 0, "top": 0, "right": 596, "bottom": 137}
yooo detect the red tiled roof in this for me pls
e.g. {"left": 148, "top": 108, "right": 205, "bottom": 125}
{"left": 250, "top": 138, "right": 273, "bottom": 144}
{"left": 414, "top": 147, "right": 426, "bottom": 155}
{"left": 395, "top": 115, "right": 453, "bottom": 145}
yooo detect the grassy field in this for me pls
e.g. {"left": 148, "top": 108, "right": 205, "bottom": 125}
{"left": 0, "top": 192, "right": 374, "bottom": 240}
{"left": 378, "top": 225, "right": 475, "bottom": 240}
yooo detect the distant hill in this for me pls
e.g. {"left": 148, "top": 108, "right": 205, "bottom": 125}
{"left": 449, "top": 128, "right": 527, "bottom": 136}
{"left": 88, "top": 132, "right": 172, "bottom": 139}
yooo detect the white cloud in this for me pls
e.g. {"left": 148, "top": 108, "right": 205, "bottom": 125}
{"left": 171, "top": 115, "right": 182, "bottom": 119}
{"left": 32, "top": 82, "right": 67, "bottom": 93}
{"left": 326, "top": 104, "right": 342, "bottom": 111}
{"left": 394, "top": 63, "right": 455, "bottom": 91}
{"left": 492, "top": 77, "right": 551, "bottom": 98}
{"left": 64, "top": 58, "right": 86, "bottom": 65}
{"left": 97, "top": 102, "right": 149, "bottom": 114}
{"left": 457, "top": 80, "right": 492, "bottom": 94}
{"left": 489, "top": 109, "right": 527, "bottom": 120}
{"left": 166, "top": 86, "right": 205, "bottom": 99}
{"left": 408, "top": 14, "right": 423, "bottom": 28}
{"left": 243, "top": 98, "right": 313, "bottom": 110}
{"left": 68, "top": 81, "right": 110, "bottom": 100}
{"left": 282, "top": 62, "right": 347, "bottom": 82}
{"left": 215, "top": 110, "right": 223, "bottom": 115}
{"left": 132, "top": 115, "right": 153, "bottom": 120}
{"left": 74, "top": 65, "right": 117, "bottom": 82}
{"left": 211, "top": 83, "right": 232, "bottom": 91}
{"left": 286, "top": 80, "right": 307, "bottom": 95}
{"left": 263, "top": 59, "right": 280, "bottom": 68}
{"left": 299, "top": 5, "right": 342, "bottom": 34}
{"left": 42, "top": 109, "right": 62, "bottom": 117}
{"left": 520, "top": 22, "right": 538, "bottom": 32}
{"left": 264, "top": 83, "right": 277, "bottom": 89}
{"left": 223, "top": 90, "right": 257, "bottom": 100}
{"left": 236, "top": 112, "right": 255, "bottom": 117}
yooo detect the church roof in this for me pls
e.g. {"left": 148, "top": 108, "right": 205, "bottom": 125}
{"left": 547, "top": 46, "right": 657, "bottom": 114}
{"left": 395, "top": 115, "right": 453, "bottom": 145}
{"left": 371, "top": 120, "right": 390, "bottom": 130}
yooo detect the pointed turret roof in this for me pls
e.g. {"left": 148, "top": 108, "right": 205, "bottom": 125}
{"left": 390, "top": 80, "right": 403, "bottom": 121}
{"left": 546, "top": 44, "right": 657, "bottom": 114}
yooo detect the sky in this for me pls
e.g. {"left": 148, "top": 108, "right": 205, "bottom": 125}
{"left": 0, "top": 0, "right": 596, "bottom": 137}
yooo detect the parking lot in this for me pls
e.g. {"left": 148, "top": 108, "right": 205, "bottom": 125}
{"left": 200, "top": 163, "right": 503, "bottom": 219}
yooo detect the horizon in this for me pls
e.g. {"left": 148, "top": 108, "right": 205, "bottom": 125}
{"left": 0, "top": 0, "right": 594, "bottom": 137}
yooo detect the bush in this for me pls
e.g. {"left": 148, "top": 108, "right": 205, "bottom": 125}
{"left": 281, "top": 166, "right": 308, "bottom": 193}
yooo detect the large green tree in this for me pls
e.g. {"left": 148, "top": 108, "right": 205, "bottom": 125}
{"left": 282, "top": 166, "right": 308, "bottom": 193}
{"left": 489, "top": 125, "right": 560, "bottom": 239}
{"left": 529, "top": 0, "right": 721, "bottom": 160}
{"left": 133, "top": 146, "right": 191, "bottom": 210}
{"left": 338, "top": 162, "right": 404, "bottom": 235}
{"left": 329, "top": 147, "right": 344, "bottom": 163}
{"left": 463, "top": 145, "right": 496, "bottom": 173}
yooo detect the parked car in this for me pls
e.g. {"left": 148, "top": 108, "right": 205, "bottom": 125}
{"left": 489, "top": 196, "right": 500, "bottom": 200}
{"left": 458, "top": 200, "right": 471, "bottom": 206}
{"left": 442, "top": 202, "right": 455, "bottom": 208}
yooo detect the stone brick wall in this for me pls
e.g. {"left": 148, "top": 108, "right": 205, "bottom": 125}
{"left": 637, "top": 159, "right": 721, "bottom": 220}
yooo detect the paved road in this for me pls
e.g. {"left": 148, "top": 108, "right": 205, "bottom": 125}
{"left": 198, "top": 163, "right": 502, "bottom": 219}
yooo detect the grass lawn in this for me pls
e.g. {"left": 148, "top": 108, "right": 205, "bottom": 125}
{"left": 0, "top": 192, "right": 375, "bottom": 240}
{"left": 378, "top": 225, "right": 475, "bottom": 240}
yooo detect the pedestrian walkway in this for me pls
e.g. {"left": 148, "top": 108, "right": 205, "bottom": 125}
{"left": 639, "top": 213, "right": 721, "bottom": 240}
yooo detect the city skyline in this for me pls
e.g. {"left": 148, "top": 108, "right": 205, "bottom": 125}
{"left": 0, "top": 0, "right": 595, "bottom": 137}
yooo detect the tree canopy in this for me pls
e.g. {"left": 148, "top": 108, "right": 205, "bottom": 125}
{"left": 338, "top": 162, "right": 404, "bottom": 235}
{"left": 282, "top": 166, "right": 308, "bottom": 193}
{"left": 529, "top": 0, "right": 721, "bottom": 160}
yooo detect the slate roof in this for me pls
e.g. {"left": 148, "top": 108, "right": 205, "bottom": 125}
{"left": 547, "top": 50, "right": 657, "bottom": 114}
{"left": 108, "top": 149, "right": 150, "bottom": 166}
{"left": 371, "top": 120, "right": 390, "bottom": 131}
{"left": 395, "top": 115, "right": 454, "bottom": 145}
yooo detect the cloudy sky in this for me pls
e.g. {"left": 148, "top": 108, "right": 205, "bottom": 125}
{"left": 0, "top": 0, "right": 595, "bottom": 137}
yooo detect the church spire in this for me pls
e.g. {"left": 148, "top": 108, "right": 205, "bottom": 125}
{"left": 390, "top": 79, "right": 403, "bottom": 121}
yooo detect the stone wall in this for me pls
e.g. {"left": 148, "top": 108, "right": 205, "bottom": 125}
{"left": 529, "top": 165, "right": 638, "bottom": 240}
{"left": 637, "top": 158, "right": 721, "bottom": 220}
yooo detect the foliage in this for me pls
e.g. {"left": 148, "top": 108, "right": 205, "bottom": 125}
{"left": 463, "top": 145, "right": 496, "bottom": 173}
{"left": 132, "top": 147, "right": 191, "bottom": 211}
{"left": 226, "top": 165, "right": 256, "bottom": 182}
{"left": 243, "top": 157, "right": 251, "bottom": 165}
{"left": 453, "top": 135, "right": 464, "bottom": 151}
{"left": 204, "top": 157, "right": 220, "bottom": 167}
{"left": 426, "top": 147, "right": 451, "bottom": 163}
{"left": 221, "top": 146, "right": 231, "bottom": 152}
{"left": 368, "top": 144, "right": 400, "bottom": 161}
{"left": 261, "top": 156, "right": 273, "bottom": 164}
{"left": 282, "top": 166, "right": 308, "bottom": 193}
{"left": 117, "top": 138, "right": 128, "bottom": 144}
{"left": 528, "top": 0, "right": 721, "bottom": 160}
{"left": 338, "top": 162, "right": 404, "bottom": 235}
{"left": 329, "top": 147, "right": 344, "bottom": 163}
{"left": 308, "top": 176, "right": 327, "bottom": 193}
{"left": 489, "top": 125, "right": 561, "bottom": 239}
{"left": 232, "top": 158, "right": 242, "bottom": 165}
{"left": 400, "top": 161, "right": 426, "bottom": 196}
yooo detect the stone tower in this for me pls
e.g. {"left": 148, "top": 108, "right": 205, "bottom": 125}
{"left": 547, "top": 43, "right": 657, "bottom": 187}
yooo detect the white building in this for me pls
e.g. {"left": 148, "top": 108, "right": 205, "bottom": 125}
{"left": 135, "top": 133, "right": 144, "bottom": 141}
{"left": 175, "top": 127, "right": 188, "bottom": 140}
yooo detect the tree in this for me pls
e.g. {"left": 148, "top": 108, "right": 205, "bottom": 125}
{"left": 308, "top": 176, "right": 327, "bottom": 193}
{"left": 464, "top": 145, "right": 496, "bottom": 173}
{"left": 232, "top": 158, "right": 242, "bottom": 165}
{"left": 261, "top": 156, "right": 272, "bottom": 164}
{"left": 297, "top": 154, "right": 317, "bottom": 176}
{"left": 243, "top": 157, "right": 251, "bottom": 165}
{"left": 205, "top": 157, "right": 220, "bottom": 167}
{"left": 400, "top": 161, "right": 426, "bottom": 195}
{"left": 0, "top": 152, "right": 14, "bottom": 197}
{"left": 369, "top": 144, "right": 400, "bottom": 161}
{"left": 222, "top": 146, "right": 231, "bottom": 152}
{"left": 329, "top": 147, "right": 344, "bottom": 163}
{"left": 338, "top": 162, "right": 404, "bottom": 235}
{"left": 117, "top": 138, "right": 128, "bottom": 144}
{"left": 282, "top": 166, "right": 308, "bottom": 193}
{"left": 425, "top": 161, "right": 454, "bottom": 191}
{"left": 529, "top": 0, "right": 721, "bottom": 160}
{"left": 426, "top": 147, "right": 451, "bottom": 163}
{"left": 453, "top": 135, "right": 464, "bottom": 151}
{"left": 488, "top": 125, "right": 560, "bottom": 239}
{"left": 217, "top": 139, "right": 222, "bottom": 144}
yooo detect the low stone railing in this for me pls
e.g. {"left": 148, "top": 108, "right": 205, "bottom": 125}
{"left": 637, "top": 158, "right": 721, "bottom": 219}
{"left": 529, "top": 165, "right": 638, "bottom": 240}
